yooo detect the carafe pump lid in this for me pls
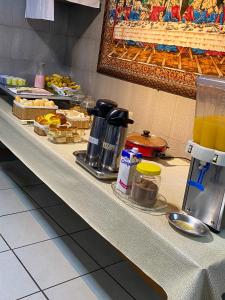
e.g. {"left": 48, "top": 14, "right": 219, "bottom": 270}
{"left": 87, "top": 99, "right": 117, "bottom": 118}
{"left": 106, "top": 108, "right": 134, "bottom": 127}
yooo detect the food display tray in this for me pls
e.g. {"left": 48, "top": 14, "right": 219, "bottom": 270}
{"left": 0, "top": 83, "right": 74, "bottom": 101}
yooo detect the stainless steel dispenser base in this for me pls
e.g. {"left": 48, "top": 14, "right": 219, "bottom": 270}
{"left": 183, "top": 158, "right": 225, "bottom": 232}
{"left": 74, "top": 151, "right": 118, "bottom": 180}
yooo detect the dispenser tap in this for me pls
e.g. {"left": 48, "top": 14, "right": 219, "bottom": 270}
{"left": 187, "top": 161, "right": 210, "bottom": 191}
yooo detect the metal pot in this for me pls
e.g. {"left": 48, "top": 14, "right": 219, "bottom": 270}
{"left": 125, "top": 130, "right": 168, "bottom": 158}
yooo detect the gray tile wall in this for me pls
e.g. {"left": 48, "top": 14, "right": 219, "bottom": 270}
{"left": 0, "top": 0, "right": 72, "bottom": 83}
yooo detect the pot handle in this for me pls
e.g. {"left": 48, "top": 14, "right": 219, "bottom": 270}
{"left": 142, "top": 130, "right": 150, "bottom": 137}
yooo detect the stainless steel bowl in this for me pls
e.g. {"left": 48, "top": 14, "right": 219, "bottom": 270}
{"left": 167, "top": 212, "right": 210, "bottom": 237}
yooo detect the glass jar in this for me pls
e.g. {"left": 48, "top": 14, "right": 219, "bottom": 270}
{"left": 131, "top": 162, "right": 161, "bottom": 208}
{"left": 69, "top": 92, "right": 85, "bottom": 111}
{"left": 80, "top": 96, "right": 96, "bottom": 115}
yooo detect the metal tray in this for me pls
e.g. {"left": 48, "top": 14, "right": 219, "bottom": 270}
{"left": 0, "top": 83, "right": 74, "bottom": 104}
{"left": 74, "top": 151, "right": 118, "bottom": 180}
{"left": 167, "top": 212, "right": 210, "bottom": 237}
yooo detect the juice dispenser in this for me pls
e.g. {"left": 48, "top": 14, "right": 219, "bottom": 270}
{"left": 183, "top": 76, "right": 225, "bottom": 232}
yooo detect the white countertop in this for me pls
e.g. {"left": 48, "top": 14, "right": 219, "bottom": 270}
{"left": 0, "top": 99, "right": 224, "bottom": 300}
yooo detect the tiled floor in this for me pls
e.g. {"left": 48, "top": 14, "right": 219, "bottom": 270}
{"left": 0, "top": 155, "right": 164, "bottom": 300}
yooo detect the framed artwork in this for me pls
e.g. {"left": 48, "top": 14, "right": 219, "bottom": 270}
{"left": 97, "top": 0, "right": 225, "bottom": 98}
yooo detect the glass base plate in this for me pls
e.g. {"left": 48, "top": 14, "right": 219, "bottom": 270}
{"left": 111, "top": 182, "right": 167, "bottom": 214}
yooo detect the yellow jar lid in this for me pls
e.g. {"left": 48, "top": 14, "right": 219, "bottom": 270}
{"left": 136, "top": 162, "right": 161, "bottom": 176}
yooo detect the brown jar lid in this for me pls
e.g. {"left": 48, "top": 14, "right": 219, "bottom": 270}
{"left": 126, "top": 130, "right": 167, "bottom": 148}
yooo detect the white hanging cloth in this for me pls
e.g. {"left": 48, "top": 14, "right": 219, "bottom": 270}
{"left": 25, "top": 0, "right": 54, "bottom": 21}
{"left": 65, "top": 0, "right": 100, "bottom": 8}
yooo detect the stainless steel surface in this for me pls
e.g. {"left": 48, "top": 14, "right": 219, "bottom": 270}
{"left": 168, "top": 212, "right": 210, "bottom": 237}
{"left": 100, "top": 125, "right": 127, "bottom": 172}
{"left": 0, "top": 83, "right": 74, "bottom": 101}
{"left": 74, "top": 151, "right": 118, "bottom": 180}
{"left": 183, "top": 158, "right": 225, "bottom": 232}
{"left": 86, "top": 116, "right": 107, "bottom": 167}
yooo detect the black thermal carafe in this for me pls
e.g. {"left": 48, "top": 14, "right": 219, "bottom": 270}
{"left": 99, "top": 108, "right": 134, "bottom": 172}
{"left": 86, "top": 99, "right": 117, "bottom": 167}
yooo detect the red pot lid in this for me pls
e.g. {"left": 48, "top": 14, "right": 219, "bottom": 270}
{"left": 126, "top": 130, "right": 167, "bottom": 148}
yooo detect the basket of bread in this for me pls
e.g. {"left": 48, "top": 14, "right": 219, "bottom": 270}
{"left": 57, "top": 109, "right": 90, "bottom": 129}
{"left": 13, "top": 96, "right": 58, "bottom": 120}
{"left": 34, "top": 113, "right": 67, "bottom": 136}
{"left": 47, "top": 126, "right": 82, "bottom": 144}
{"left": 34, "top": 112, "right": 83, "bottom": 144}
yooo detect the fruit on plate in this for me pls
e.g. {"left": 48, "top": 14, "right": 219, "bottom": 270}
{"left": 45, "top": 74, "right": 80, "bottom": 90}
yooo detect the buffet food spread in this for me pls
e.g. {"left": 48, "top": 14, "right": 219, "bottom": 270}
{"left": 0, "top": 73, "right": 83, "bottom": 102}
{"left": 12, "top": 94, "right": 90, "bottom": 144}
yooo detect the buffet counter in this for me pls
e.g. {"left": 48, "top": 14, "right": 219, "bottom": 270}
{"left": 0, "top": 99, "right": 225, "bottom": 300}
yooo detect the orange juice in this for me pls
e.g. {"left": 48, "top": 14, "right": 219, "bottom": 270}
{"left": 193, "top": 117, "right": 204, "bottom": 144}
{"left": 193, "top": 116, "right": 225, "bottom": 151}
{"left": 200, "top": 118, "right": 217, "bottom": 149}
{"left": 215, "top": 116, "right": 225, "bottom": 151}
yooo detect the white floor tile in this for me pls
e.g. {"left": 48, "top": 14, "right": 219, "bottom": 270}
{"left": 106, "top": 261, "right": 163, "bottom": 300}
{"left": 0, "top": 188, "right": 38, "bottom": 216}
{"left": 71, "top": 229, "right": 122, "bottom": 267}
{"left": 15, "top": 236, "right": 99, "bottom": 290}
{"left": 0, "top": 168, "right": 17, "bottom": 189}
{"left": 23, "top": 184, "right": 63, "bottom": 207}
{"left": 0, "top": 160, "right": 42, "bottom": 187}
{"left": 45, "top": 269, "right": 133, "bottom": 300}
{"left": 22, "top": 292, "right": 46, "bottom": 300}
{"left": 0, "top": 251, "right": 38, "bottom": 300}
{"left": 0, "top": 236, "right": 9, "bottom": 252}
{"left": 44, "top": 204, "right": 90, "bottom": 233}
{"left": 0, "top": 209, "right": 65, "bottom": 248}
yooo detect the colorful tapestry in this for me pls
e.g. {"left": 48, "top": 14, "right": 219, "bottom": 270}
{"left": 97, "top": 0, "right": 225, "bottom": 98}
